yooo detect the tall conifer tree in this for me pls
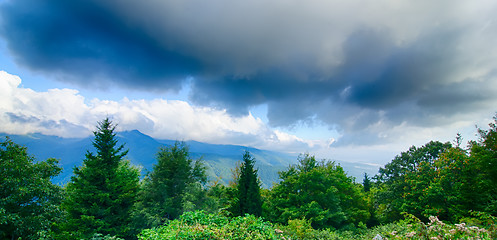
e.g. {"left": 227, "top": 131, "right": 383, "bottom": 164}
{"left": 363, "top": 173, "right": 371, "bottom": 192}
{"left": 235, "top": 151, "right": 262, "bottom": 216}
{"left": 63, "top": 118, "right": 140, "bottom": 239}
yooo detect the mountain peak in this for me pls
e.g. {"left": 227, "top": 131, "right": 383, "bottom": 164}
{"left": 119, "top": 129, "right": 144, "bottom": 135}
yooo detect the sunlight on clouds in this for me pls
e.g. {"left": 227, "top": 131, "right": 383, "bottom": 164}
{"left": 0, "top": 71, "right": 92, "bottom": 137}
{"left": 89, "top": 97, "right": 270, "bottom": 144}
{"left": 269, "top": 130, "right": 333, "bottom": 154}
{"left": 0, "top": 71, "right": 318, "bottom": 152}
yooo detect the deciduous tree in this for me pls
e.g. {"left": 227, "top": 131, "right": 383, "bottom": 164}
{"left": 0, "top": 138, "right": 63, "bottom": 239}
{"left": 266, "top": 154, "right": 368, "bottom": 229}
{"left": 375, "top": 141, "right": 451, "bottom": 222}
{"left": 469, "top": 114, "right": 497, "bottom": 215}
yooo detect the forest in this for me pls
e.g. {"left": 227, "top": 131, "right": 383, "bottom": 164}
{"left": 1, "top": 115, "right": 497, "bottom": 240}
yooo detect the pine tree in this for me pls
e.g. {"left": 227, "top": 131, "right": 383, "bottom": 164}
{"left": 136, "top": 141, "right": 206, "bottom": 228}
{"left": 234, "top": 151, "right": 262, "bottom": 216}
{"left": 62, "top": 118, "right": 140, "bottom": 239}
{"left": 363, "top": 173, "right": 371, "bottom": 192}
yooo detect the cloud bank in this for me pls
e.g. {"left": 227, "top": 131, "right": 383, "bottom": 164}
{"left": 0, "top": 71, "right": 321, "bottom": 152}
{"left": 1, "top": 0, "right": 497, "bottom": 146}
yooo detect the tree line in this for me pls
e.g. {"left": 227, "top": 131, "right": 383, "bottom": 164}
{"left": 1, "top": 115, "right": 497, "bottom": 239}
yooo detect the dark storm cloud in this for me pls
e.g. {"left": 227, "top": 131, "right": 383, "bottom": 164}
{"left": 2, "top": 0, "right": 497, "bottom": 145}
{"left": 0, "top": 0, "right": 201, "bottom": 90}
{"left": 342, "top": 28, "right": 465, "bottom": 109}
{"left": 190, "top": 69, "right": 337, "bottom": 118}
{"left": 192, "top": 25, "right": 497, "bottom": 135}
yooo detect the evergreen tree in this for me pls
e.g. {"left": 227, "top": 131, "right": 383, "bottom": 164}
{"left": 136, "top": 141, "right": 206, "bottom": 228}
{"left": 234, "top": 151, "right": 262, "bottom": 216}
{"left": 363, "top": 173, "right": 371, "bottom": 192}
{"left": 62, "top": 118, "right": 140, "bottom": 239}
{"left": 0, "top": 138, "right": 63, "bottom": 239}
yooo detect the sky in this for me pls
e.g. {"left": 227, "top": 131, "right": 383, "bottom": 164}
{"left": 1, "top": 0, "right": 497, "bottom": 166}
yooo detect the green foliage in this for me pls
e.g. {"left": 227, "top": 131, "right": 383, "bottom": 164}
{"left": 375, "top": 141, "right": 451, "bottom": 222}
{"left": 457, "top": 211, "right": 497, "bottom": 239}
{"left": 378, "top": 213, "right": 495, "bottom": 240}
{"left": 62, "top": 118, "right": 140, "bottom": 239}
{"left": 4, "top": 112, "right": 497, "bottom": 239}
{"left": 89, "top": 233, "right": 125, "bottom": 240}
{"left": 375, "top": 114, "right": 497, "bottom": 223}
{"left": 469, "top": 115, "right": 497, "bottom": 215}
{"left": 233, "top": 151, "right": 262, "bottom": 217}
{"left": 266, "top": 154, "right": 369, "bottom": 230}
{"left": 275, "top": 218, "right": 315, "bottom": 239}
{"left": 275, "top": 213, "right": 496, "bottom": 240}
{"left": 137, "top": 211, "right": 496, "bottom": 240}
{"left": 364, "top": 187, "right": 380, "bottom": 228}
{"left": 0, "top": 137, "right": 63, "bottom": 239}
{"left": 363, "top": 173, "right": 371, "bottom": 192}
{"left": 136, "top": 141, "right": 207, "bottom": 229}
{"left": 138, "top": 210, "right": 280, "bottom": 240}
{"left": 423, "top": 146, "right": 480, "bottom": 221}
{"left": 202, "top": 180, "right": 232, "bottom": 214}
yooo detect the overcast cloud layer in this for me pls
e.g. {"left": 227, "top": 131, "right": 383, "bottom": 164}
{"left": 1, "top": 0, "right": 497, "bottom": 148}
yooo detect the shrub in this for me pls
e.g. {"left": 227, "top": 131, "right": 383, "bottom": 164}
{"left": 274, "top": 213, "right": 496, "bottom": 240}
{"left": 359, "top": 213, "right": 494, "bottom": 240}
{"left": 89, "top": 233, "right": 124, "bottom": 240}
{"left": 137, "top": 210, "right": 497, "bottom": 240}
{"left": 138, "top": 210, "right": 281, "bottom": 240}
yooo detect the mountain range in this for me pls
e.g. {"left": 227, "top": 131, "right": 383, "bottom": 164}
{"left": 0, "top": 130, "right": 380, "bottom": 188}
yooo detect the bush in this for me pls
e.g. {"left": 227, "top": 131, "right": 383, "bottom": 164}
{"left": 89, "top": 233, "right": 124, "bottom": 240}
{"left": 273, "top": 213, "right": 496, "bottom": 240}
{"left": 356, "top": 213, "right": 494, "bottom": 240}
{"left": 137, "top": 210, "right": 496, "bottom": 240}
{"left": 138, "top": 210, "right": 281, "bottom": 240}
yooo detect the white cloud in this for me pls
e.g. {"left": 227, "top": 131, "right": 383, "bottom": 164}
{"left": 0, "top": 70, "right": 321, "bottom": 153}
{"left": 1, "top": 70, "right": 494, "bottom": 165}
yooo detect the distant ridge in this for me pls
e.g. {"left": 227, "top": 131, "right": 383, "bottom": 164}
{"left": 0, "top": 130, "right": 379, "bottom": 188}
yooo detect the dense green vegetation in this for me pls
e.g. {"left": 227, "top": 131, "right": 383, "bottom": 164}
{"left": 60, "top": 118, "right": 141, "bottom": 239}
{"left": 1, "top": 115, "right": 497, "bottom": 239}
{"left": 232, "top": 151, "right": 263, "bottom": 217}
{"left": 264, "top": 154, "right": 368, "bottom": 230}
{"left": 0, "top": 138, "right": 63, "bottom": 239}
{"left": 138, "top": 211, "right": 277, "bottom": 240}
{"left": 133, "top": 141, "right": 207, "bottom": 229}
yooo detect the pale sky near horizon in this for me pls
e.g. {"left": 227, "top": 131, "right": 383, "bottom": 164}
{"left": 1, "top": 0, "right": 496, "bottom": 166}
